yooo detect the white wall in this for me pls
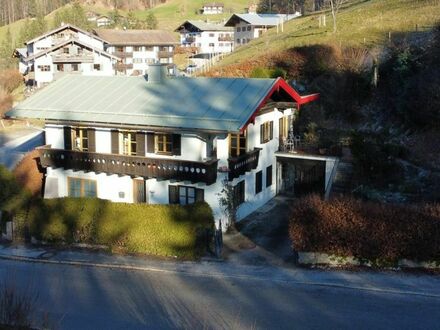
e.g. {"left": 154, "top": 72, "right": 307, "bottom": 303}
{"left": 43, "top": 108, "right": 295, "bottom": 230}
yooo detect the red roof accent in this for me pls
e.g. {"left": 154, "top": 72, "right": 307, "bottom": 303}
{"left": 241, "top": 77, "right": 319, "bottom": 131}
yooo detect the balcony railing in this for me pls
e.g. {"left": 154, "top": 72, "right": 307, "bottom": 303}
{"left": 218, "top": 36, "right": 232, "bottom": 42}
{"left": 116, "top": 62, "right": 134, "bottom": 70}
{"left": 38, "top": 147, "right": 219, "bottom": 185}
{"left": 52, "top": 54, "right": 94, "bottom": 63}
{"left": 113, "top": 51, "right": 133, "bottom": 58}
{"left": 158, "top": 50, "right": 174, "bottom": 58}
{"left": 227, "top": 148, "right": 262, "bottom": 181}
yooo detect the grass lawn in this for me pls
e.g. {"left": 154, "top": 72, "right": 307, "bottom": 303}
{"left": 215, "top": 0, "right": 440, "bottom": 68}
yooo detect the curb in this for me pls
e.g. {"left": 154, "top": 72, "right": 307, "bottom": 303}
{"left": 1, "top": 253, "right": 440, "bottom": 299}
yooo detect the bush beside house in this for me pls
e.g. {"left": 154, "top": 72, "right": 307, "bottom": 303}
{"left": 289, "top": 195, "right": 440, "bottom": 264}
{"left": 0, "top": 165, "right": 214, "bottom": 259}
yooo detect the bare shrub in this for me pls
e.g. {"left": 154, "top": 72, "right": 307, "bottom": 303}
{"left": 0, "top": 87, "right": 13, "bottom": 117}
{"left": 290, "top": 195, "right": 440, "bottom": 263}
{"left": 0, "top": 69, "right": 23, "bottom": 93}
{"left": 0, "top": 279, "right": 38, "bottom": 328}
{"left": 13, "top": 149, "right": 44, "bottom": 198}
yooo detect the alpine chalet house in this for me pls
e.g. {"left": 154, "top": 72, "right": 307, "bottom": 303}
{"left": 225, "top": 12, "right": 301, "bottom": 46}
{"left": 14, "top": 24, "right": 120, "bottom": 86}
{"left": 6, "top": 65, "right": 335, "bottom": 229}
{"left": 202, "top": 3, "right": 224, "bottom": 15}
{"left": 175, "top": 20, "right": 234, "bottom": 55}
{"left": 94, "top": 29, "right": 179, "bottom": 76}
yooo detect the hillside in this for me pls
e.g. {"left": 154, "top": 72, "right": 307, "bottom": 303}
{"left": 209, "top": 0, "right": 440, "bottom": 76}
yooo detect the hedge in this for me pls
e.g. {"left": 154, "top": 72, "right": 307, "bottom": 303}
{"left": 289, "top": 195, "right": 440, "bottom": 264}
{"left": 15, "top": 198, "right": 214, "bottom": 259}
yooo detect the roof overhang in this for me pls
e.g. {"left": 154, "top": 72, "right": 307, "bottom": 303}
{"left": 240, "top": 77, "right": 319, "bottom": 132}
{"left": 25, "top": 38, "right": 120, "bottom": 61}
{"left": 225, "top": 14, "right": 249, "bottom": 27}
{"left": 26, "top": 24, "right": 106, "bottom": 45}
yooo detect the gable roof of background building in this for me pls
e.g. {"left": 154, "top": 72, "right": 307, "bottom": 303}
{"left": 94, "top": 29, "right": 179, "bottom": 46}
{"left": 225, "top": 13, "right": 301, "bottom": 27}
{"left": 24, "top": 38, "right": 120, "bottom": 62}
{"left": 175, "top": 20, "right": 233, "bottom": 33}
{"left": 26, "top": 24, "right": 106, "bottom": 45}
{"left": 7, "top": 75, "right": 318, "bottom": 132}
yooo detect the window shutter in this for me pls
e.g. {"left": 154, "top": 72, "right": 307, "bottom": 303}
{"left": 136, "top": 132, "right": 146, "bottom": 156}
{"left": 147, "top": 133, "right": 155, "bottom": 153}
{"left": 169, "top": 185, "right": 179, "bottom": 204}
{"left": 270, "top": 121, "right": 274, "bottom": 140}
{"left": 111, "top": 130, "right": 119, "bottom": 154}
{"left": 195, "top": 189, "right": 204, "bottom": 202}
{"left": 64, "top": 126, "right": 72, "bottom": 150}
{"left": 260, "top": 124, "right": 264, "bottom": 144}
{"left": 88, "top": 129, "right": 96, "bottom": 152}
{"left": 172, "top": 134, "right": 181, "bottom": 156}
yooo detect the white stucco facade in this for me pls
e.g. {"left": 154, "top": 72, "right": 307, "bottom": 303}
{"left": 42, "top": 107, "right": 302, "bottom": 228}
{"left": 180, "top": 30, "right": 234, "bottom": 54}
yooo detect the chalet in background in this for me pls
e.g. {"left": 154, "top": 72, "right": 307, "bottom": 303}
{"left": 14, "top": 24, "right": 178, "bottom": 86}
{"left": 225, "top": 12, "right": 301, "bottom": 45}
{"left": 201, "top": 3, "right": 225, "bottom": 15}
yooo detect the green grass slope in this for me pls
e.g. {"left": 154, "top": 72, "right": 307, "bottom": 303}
{"left": 215, "top": 0, "right": 440, "bottom": 69}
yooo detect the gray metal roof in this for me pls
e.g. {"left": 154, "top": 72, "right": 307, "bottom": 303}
{"left": 7, "top": 75, "right": 278, "bottom": 132}
{"left": 175, "top": 20, "right": 233, "bottom": 33}
{"left": 225, "top": 13, "right": 300, "bottom": 27}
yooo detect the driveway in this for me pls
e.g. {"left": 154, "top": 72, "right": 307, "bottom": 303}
{"left": 223, "top": 196, "right": 295, "bottom": 266}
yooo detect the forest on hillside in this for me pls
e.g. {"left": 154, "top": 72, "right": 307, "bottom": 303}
{"left": 0, "top": 0, "right": 73, "bottom": 26}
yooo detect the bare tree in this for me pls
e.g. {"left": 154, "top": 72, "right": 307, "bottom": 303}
{"left": 328, "top": 0, "right": 346, "bottom": 33}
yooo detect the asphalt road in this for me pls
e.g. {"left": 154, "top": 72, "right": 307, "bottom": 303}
{"left": 1, "top": 259, "right": 439, "bottom": 330}
{"left": 0, "top": 127, "right": 44, "bottom": 169}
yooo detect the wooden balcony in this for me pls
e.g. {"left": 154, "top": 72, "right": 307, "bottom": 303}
{"left": 116, "top": 62, "right": 134, "bottom": 71}
{"left": 228, "top": 148, "right": 262, "bottom": 181}
{"left": 158, "top": 50, "right": 174, "bottom": 58}
{"left": 218, "top": 36, "right": 232, "bottom": 42}
{"left": 114, "top": 51, "right": 133, "bottom": 58}
{"left": 52, "top": 54, "right": 94, "bottom": 63}
{"left": 39, "top": 147, "right": 219, "bottom": 185}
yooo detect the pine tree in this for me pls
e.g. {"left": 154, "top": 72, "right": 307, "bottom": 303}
{"left": 145, "top": 12, "right": 157, "bottom": 30}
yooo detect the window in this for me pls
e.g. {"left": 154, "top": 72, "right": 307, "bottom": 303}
{"left": 134, "top": 46, "right": 142, "bottom": 51}
{"left": 266, "top": 165, "right": 273, "bottom": 187}
{"left": 247, "top": 26, "right": 252, "bottom": 31}
{"left": 209, "top": 43, "right": 215, "bottom": 47}
{"left": 145, "top": 46, "right": 154, "bottom": 51}
{"left": 255, "top": 171, "right": 262, "bottom": 194}
{"left": 116, "top": 46, "right": 124, "bottom": 52}
{"left": 72, "top": 64, "right": 79, "bottom": 71}
{"left": 236, "top": 27, "right": 240, "bottom": 32}
{"left": 236, "top": 39, "right": 241, "bottom": 44}
{"left": 77, "top": 48, "right": 83, "bottom": 55}
{"left": 93, "top": 64, "right": 101, "bottom": 71}
{"left": 279, "top": 115, "right": 292, "bottom": 142}
{"left": 133, "top": 58, "right": 143, "bottom": 63}
{"left": 68, "top": 178, "right": 97, "bottom": 197}
{"left": 56, "top": 64, "right": 64, "bottom": 72}
{"left": 234, "top": 180, "right": 245, "bottom": 206}
{"left": 169, "top": 185, "right": 204, "bottom": 205}
{"left": 145, "top": 58, "right": 155, "bottom": 64}
{"left": 120, "top": 131, "right": 137, "bottom": 155}
{"left": 155, "top": 133, "right": 173, "bottom": 154}
{"left": 37, "top": 65, "right": 50, "bottom": 72}
{"left": 160, "top": 46, "right": 168, "bottom": 51}
{"left": 159, "top": 58, "right": 169, "bottom": 64}
{"left": 209, "top": 33, "right": 215, "bottom": 37}
{"left": 229, "top": 130, "right": 247, "bottom": 158}
{"left": 63, "top": 47, "right": 69, "bottom": 54}
{"left": 72, "top": 128, "right": 88, "bottom": 151}
{"left": 260, "top": 121, "right": 273, "bottom": 144}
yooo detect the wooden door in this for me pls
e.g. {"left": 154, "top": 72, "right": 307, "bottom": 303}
{"left": 133, "top": 179, "right": 146, "bottom": 204}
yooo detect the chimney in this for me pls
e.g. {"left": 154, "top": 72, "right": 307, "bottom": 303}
{"left": 147, "top": 63, "right": 168, "bottom": 84}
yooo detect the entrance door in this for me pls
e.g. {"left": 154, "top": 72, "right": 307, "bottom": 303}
{"left": 133, "top": 179, "right": 146, "bottom": 203}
